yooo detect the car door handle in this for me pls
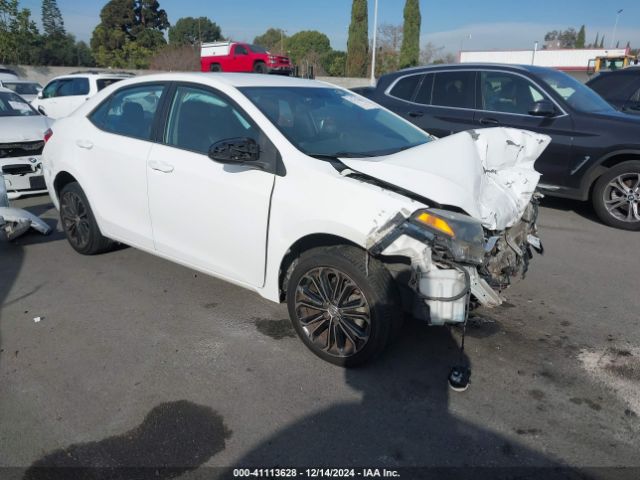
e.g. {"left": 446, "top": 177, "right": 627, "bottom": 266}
{"left": 148, "top": 160, "right": 174, "bottom": 173}
{"left": 408, "top": 110, "right": 424, "bottom": 118}
{"left": 76, "top": 139, "right": 93, "bottom": 149}
{"left": 479, "top": 117, "right": 499, "bottom": 126}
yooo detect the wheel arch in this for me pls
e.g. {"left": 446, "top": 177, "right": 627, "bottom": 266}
{"left": 580, "top": 150, "right": 640, "bottom": 200}
{"left": 53, "top": 171, "right": 79, "bottom": 202}
{"left": 278, "top": 233, "right": 362, "bottom": 302}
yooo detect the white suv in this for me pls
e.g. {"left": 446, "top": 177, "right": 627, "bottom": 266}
{"left": 31, "top": 71, "right": 131, "bottom": 119}
{"left": 42, "top": 73, "right": 549, "bottom": 366}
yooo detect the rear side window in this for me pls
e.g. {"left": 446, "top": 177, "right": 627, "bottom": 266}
{"left": 97, "top": 78, "right": 124, "bottom": 91}
{"left": 90, "top": 84, "right": 165, "bottom": 140}
{"left": 414, "top": 74, "right": 434, "bottom": 105}
{"left": 431, "top": 71, "right": 475, "bottom": 108}
{"left": 388, "top": 75, "right": 420, "bottom": 101}
{"left": 57, "top": 78, "right": 90, "bottom": 97}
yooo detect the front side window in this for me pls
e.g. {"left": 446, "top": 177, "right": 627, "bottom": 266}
{"left": 57, "top": 78, "right": 90, "bottom": 97}
{"left": 89, "top": 84, "right": 165, "bottom": 140}
{"left": 165, "top": 85, "right": 257, "bottom": 154}
{"left": 431, "top": 71, "right": 475, "bottom": 109}
{"left": 42, "top": 80, "right": 59, "bottom": 98}
{"left": 242, "top": 86, "right": 431, "bottom": 158}
{"left": 480, "top": 71, "right": 548, "bottom": 115}
{"left": 388, "top": 75, "right": 420, "bottom": 101}
{"left": 0, "top": 91, "right": 38, "bottom": 116}
{"left": 97, "top": 78, "right": 124, "bottom": 91}
{"left": 235, "top": 45, "right": 248, "bottom": 55}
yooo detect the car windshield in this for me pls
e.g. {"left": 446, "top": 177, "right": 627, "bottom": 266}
{"left": 0, "top": 91, "right": 38, "bottom": 116}
{"left": 2, "top": 82, "right": 41, "bottom": 95}
{"left": 241, "top": 86, "right": 431, "bottom": 157}
{"left": 538, "top": 69, "right": 614, "bottom": 113}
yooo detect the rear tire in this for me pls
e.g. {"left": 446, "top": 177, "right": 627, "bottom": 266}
{"left": 253, "top": 62, "right": 268, "bottom": 74}
{"left": 592, "top": 161, "right": 640, "bottom": 231}
{"left": 210, "top": 64, "right": 222, "bottom": 72}
{"left": 286, "top": 245, "right": 401, "bottom": 367}
{"left": 59, "top": 182, "right": 114, "bottom": 255}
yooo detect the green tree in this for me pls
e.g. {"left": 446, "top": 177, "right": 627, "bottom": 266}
{"left": 169, "top": 17, "right": 222, "bottom": 46}
{"left": 593, "top": 32, "right": 599, "bottom": 48}
{"left": 253, "top": 28, "right": 287, "bottom": 53}
{"left": 91, "top": 0, "right": 169, "bottom": 68}
{"left": 600, "top": 35, "right": 604, "bottom": 48}
{"left": 321, "top": 50, "right": 346, "bottom": 76}
{"left": 41, "top": 0, "right": 64, "bottom": 36}
{"left": 0, "top": 0, "right": 40, "bottom": 64}
{"left": 399, "top": 0, "right": 420, "bottom": 68}
{"left": 576, "top": 25, "right": 586, "bottom": 48}
{"left": 346, "top": 0, "right": 368, "bottom": 77}
{"left": 74, "top": 40, "right": 95, "bottom": 66}
{"left": 285, "top": 30, "right": 331, "bottom": 66}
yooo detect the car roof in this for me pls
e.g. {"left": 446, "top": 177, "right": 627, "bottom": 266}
{"left": 106, "top": 72, "right": 334, "bottom": 89}
{"left": 0, "top": 79, "right": 40, "bottom": 84}
{"left": 49, "top": 72, "right": 132, "bottom": 81}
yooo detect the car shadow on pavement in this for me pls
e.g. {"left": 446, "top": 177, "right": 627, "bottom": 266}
{"left": 23, "top": 400, "right": 232, "bottom": 480}
{"left": 539, "top": 196, "right": 600, "bottom": 223}
{"left": 227, "top": 319, "right": 587, "bottom": 479}
{"left": 0, "top": 239, "right": 24, "bottom": 371}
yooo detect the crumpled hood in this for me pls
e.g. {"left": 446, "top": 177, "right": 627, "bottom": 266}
{"left": 0, "top": 115, "right": 52, "bottom": 143}
{"left": 341, "top": 127, "right": 551, "bottom": 231}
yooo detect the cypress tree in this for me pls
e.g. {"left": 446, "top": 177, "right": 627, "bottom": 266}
{"left": 593, "top": 32, "right": 599, "bottom": 48}
{"left": 576, "top": 25, "right": 585, "bottom": 48}
{"left": 346, "top": 0, "right": 368, "bottom": 77}
{"left": 399, "top": 0, "right": 421, "bottom": 68}
{"left": 599, "top": 35, "right": 605, "bottom": 48}
{"left": 41, "top": 0, "right": 65, "bottom": 36}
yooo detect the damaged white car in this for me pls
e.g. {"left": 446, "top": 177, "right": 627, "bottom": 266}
{"left": 0, "top": 87, "right": 52, "bottom": 199}
{"left": 42, "top": 73, "right": 549, "bottom": 366}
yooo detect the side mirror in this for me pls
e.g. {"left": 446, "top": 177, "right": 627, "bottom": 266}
{"left": 529, "top": 100, "right": 556, "bottom": 117}
{"left": 37, "top": 91, "right": 43, "bottom": 99}
{"left": 208, "top": 137, "right": 261, "bottom": 165}
{"left": 37, "top": 105, "right": 46, "bottom": 116}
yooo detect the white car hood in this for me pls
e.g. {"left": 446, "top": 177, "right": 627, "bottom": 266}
{"left": 0, "top": 115, "right": 51, "bottom": 143}
{"left": 341, "top": 127, "right": 551, "bottom": 231}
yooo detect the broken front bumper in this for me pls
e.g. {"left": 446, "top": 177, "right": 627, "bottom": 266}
{"left": 1, "top": 156, "right": 47, "bottom": 199}
{"left": 372, "top": 200, "right": 543, "bottom": 326}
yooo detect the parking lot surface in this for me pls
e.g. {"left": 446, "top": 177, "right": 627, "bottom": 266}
{"left": 1, "top": 194, "right": 639, "bottom": 476}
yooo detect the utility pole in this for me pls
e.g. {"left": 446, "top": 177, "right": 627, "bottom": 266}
{"left": 370, "top": 0, "right": 378, "bottom": 85}
{"left": 611, "top": 9, "right": 623, "bottom": 48}
{"left": 531, "top": 41, "right": 539, "bottom": 65}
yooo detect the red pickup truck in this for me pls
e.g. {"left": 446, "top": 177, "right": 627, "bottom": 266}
{"left": 200, "top": 41, "right": 292, "bottom": 75}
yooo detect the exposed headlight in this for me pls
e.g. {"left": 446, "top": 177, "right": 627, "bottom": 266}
{"left": 410, "top": 209, "right": 485, "bottom": 265}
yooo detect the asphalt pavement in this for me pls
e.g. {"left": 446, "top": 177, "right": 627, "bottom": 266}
{"left": 0, "top": 194, "right": 638, "bottom": 478}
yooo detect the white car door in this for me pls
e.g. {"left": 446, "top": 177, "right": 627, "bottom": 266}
{"left": 146, "top": 84, "right": 275, "bottom": 287}
{"left": 76, "top": 83, "right": 168, "bottom": 249}
{"left": 52, "top": 78, "right": 91, "bottom": 118}
{"left": 32, "top": 79, "right": 61, "bottom": 117}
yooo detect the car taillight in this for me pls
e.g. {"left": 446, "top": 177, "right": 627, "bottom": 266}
{"left": 44, "top": 128, "right": 53, "bottom": 143}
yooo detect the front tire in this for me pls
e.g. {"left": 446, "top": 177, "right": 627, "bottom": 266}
{"left": 592, "top": 161, "right": 640, "bottom": 230}
{"left": 59, "top": 182, "right": 114, "bottom": 255}
{"left": 253, "top": 62, "right": 268, "bottom": 74}
{"left": 286, "top": 246, "right": 401, "bottom": 367}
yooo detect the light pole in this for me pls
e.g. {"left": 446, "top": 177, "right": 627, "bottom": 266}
{"left": 610, "top": 9, "right": 623, "bottom": 48}
{"left": 459, "top": 34, "right": 471, "bottom": 60}
{"left": 280, "top": 29, "right": 287, "bottom": 55}
{"left": 370, "top": 0, "right": 379, "bottom": 85}
{"left": 531, "top": 41, "right": 539, "bottom": 65}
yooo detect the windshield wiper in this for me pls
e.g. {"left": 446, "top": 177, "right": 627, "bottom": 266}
{"left": 308, "top": 152, "right": 368, "bottom": 159}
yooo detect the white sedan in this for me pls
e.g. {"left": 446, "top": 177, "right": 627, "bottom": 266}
{"left": 0, "top": 87, "right": 51, "bottom": 199}
{"left": 42, "top": 73, "right": 549, "bottom": 366}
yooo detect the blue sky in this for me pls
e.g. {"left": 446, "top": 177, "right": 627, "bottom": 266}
{"left": 20, "top": 0, "right": 640, "bottom": 53}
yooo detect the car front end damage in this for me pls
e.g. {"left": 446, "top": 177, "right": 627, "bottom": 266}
{"left": 343, "top": 127, "right": 551, "bottom": 325}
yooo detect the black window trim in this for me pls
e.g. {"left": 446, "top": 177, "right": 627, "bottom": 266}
{"left": 384, "top": 68, "right": 568, "bottom": 117}
{"left": 153, "top": 81, "right": 284, "bottom": 176}
{"left": 87, "top": 81, "right": 169, "bottom": 142}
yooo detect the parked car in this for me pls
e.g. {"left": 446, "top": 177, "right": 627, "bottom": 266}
{"left": 0, "top": 87, "right": 52, "bottom": 198}
{"left": 43, "top": 73, "right": 548, "bottom": 366}
{"left": 0, "top": 67, "right": 19, "bottom": 81}
{"left": 354, "top": 64, "right": 640, "bottom": 230}
{"left": 586, "top": 68, "right": 640, "bottom": 115}
{"left": 0, "top": 79, "right": 42, "bottom": 102}
{"left": 31, "top": 71, "right": 131, "bottom": 119}
{"left": 200, "top": 41, "right": 291, "bottom": 74}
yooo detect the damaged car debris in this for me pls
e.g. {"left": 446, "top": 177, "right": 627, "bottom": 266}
{"left": 0, "top": 172, "right": 52, "bottom": 241}
{"left": 43, "top": 73, "right": 550, "bottom": 368}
